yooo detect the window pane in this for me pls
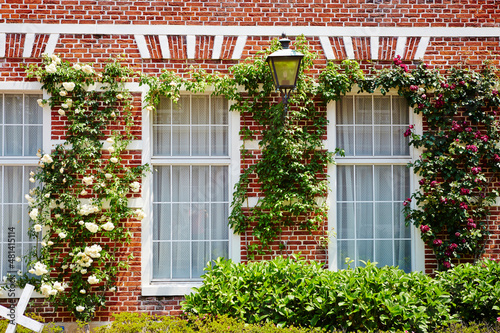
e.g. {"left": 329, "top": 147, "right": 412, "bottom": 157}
{"left": 153, "top": 203, "right": 171, "bottom": 241}
{"left": 192, "top": 126, "right": 209, "bottom": 156}
{"left": 172, "top": 96, "right": 190, "bottom": 125}
{"left": 375, "top": 240, "right": 393, "bottom": 267}
{"left": 211, "top": 203, "right": 228, "bottom": 240}
{"left": 25, "top": 125, "right": 42, "bottom": 156}
{"left": 356, "top": 203, "right": 373, "bottom": 238}
{"left": 355, "top": 126, "right": 372, "bottom": 156}
{"left": 393, "top": 126, "right": 410, "bottom": 156}
{"left": 211, "top": 97, "right": 228, "bottom": 125}
{"left": 153, "top": 242, "right": 171, "bottom": 279}
{"left": 172, "top": 204, "right": 190, "bottom": 240}
{"left": 172, "top": 126, "right": 190, "bottom": 155}
{"left": 154, "top": 166, "right": 171, "bottom": 202}
{"left": 374, "top": 166, "right": 392, "bottom": 201}
{"left": 211, "top": 166, "right": 228, "bottom": 202}
{"left": 211, "top": 126, "right": 228, "bottom": 156}
{"left": 355, "top": 166, "right": 372, "bottom": 201}
{"left": 192, "top": 241, "right": 210, "bottom": 278}
{"left": 172, "top": 242, "right": 191, "bottom": 279}
{"left": 192, "top": 96, "right": 209, "bottom": 124}
{"left": 337, "top": 203, "right": 355, "bottom": 239}
{"left": 337, "top": 240, "right": 355, "bottom": 270}
{"left": 5, "top": 126, "right": 23, "bottom": 156}
{"left": 357, "top": 240, "right": 374, "bottom": 263}
{"left": 212, "top": 241, "right": 228, "bottom": 260}
{"left": 153, "top": 126, "right": 171, "bottom": 156}
{"left": 374, "top": 126, "right": 391, "bottom": 155}
{"left": 355, "top": 96, "right": 372, "bottom": 124}
{"left": 374, "top": 96, "right": 391, "bottom": 124}
{"left": 336, "top": 126, "right": 354, "bottom": 156}
{"left": 4, "top": 95, "right": 23, "bottom": 124}
{"left": 375, "top": 203, "right": 392, "bottom": 239}
{"left": 192, "top": 166, "right": 209, "bottom": 202}
{"left": 337, "top": 165, "right": 354, "bottom": 202}
{"left": 155, "top": 98, "right": 171, "bottom": 123}
{"left": 25, "top": 95, "right": 42, "bottom": 124}
{"left": 172, "top": 166, "right": 190, "bottom": 202}
{"left": 336, "top": 98, "right": 353, "bottom": 124}
{"left": 192, "top": 203, "right": 209, "bottom": 240}
{"left": 395, "top": 240, "right": 411, "bottom": 273}
{"left": 392, "top": 96, "right": 409, "bottom": 124}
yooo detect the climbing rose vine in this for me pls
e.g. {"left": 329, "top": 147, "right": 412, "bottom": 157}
{"left": 20, "top": 54, "right": 149, "bottom": 322}
{"left": 366, "top": 57, "right": 500, "bottom": 270}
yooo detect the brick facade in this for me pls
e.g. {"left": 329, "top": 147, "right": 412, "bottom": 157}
{"left": 1, "top": 0, "right": 500, "bottom": 326}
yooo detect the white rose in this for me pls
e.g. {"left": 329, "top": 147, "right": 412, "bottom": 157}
{"left": 53, "top": 282, "right": 65, "bottom": 292}
{"left": 105, "top": 173, "right": 112, "bottom": 179}
{"left": 48, "top": 241, "right": 54, "bottom": 246}
{"left": 85, "top": 222, "right": 99, "bottom": 233}
{"left": 45, "top": 63, "right": 57, "bottom": 74}
{"left": 61, "top": 103, "right": 69, "bottom": 109}
{"left": 49, "top": 289, "right": 58, "bottom": 296}
{"left": 41, "top": 241, "right": 46, "bottom": 247}
{"left": 33, "top": 224, "right": 42, "bottom": 232}
{"left": 80, "top": 269, "right": 87, "bottom": 274}
{"left": 62, "top": 82, "right": 75, "bottom": 91}
{"left": 109, "top": 287, "right": 116, "bottom": 292}
{"left": 116, "top": 93, "right": 123, "bottom": 99}
{"left": 59, "top": 90, "right": 67, "bottom": 97}
{"left": 106, "top": 137, "right": 114, "bottom": 144}
{"left": 29, "top": 177, "right": 35, "bottom": 183}
{"left": 37, "top": 99, "right": 45, "bottom": 107}
{"left": 82, "top": 176, "right": 94, "bottom": 186}
{"left": 15, "top": 257, "right": 21, "bottom": 262}
{"left": 44, "top": 193, "right": 50, "bottom": 198}
{"left": 135, "top": 209, "right": 146, "bottom": 221}
{"left": 58, "top": 109, "right": 65, "bottom": 116}
{"left": 33, "top": 262, "right": 48, "bottom": 276}
{"left": 29, "top": 269, "right": 35, "bottom": 274}
{"left": 76, "top": 305, "right": 85, "bottom": 312}
{"left": 82, "top": 64, "right": 93, "bottom": 74}
{"left": 65, "top": 98, "right": 73, "bottom": 107}
{"left": 110, "top": 111, "right": 116, "bottom": 117}
{"left": 40, "top": 283, "right": 52, "bottom": 296}
{"left": 88, "top": 275, "right": 99, "bottom": 284}
{"left": 41, "top": 154, "right": 53, "bottom": 164}
{"left": 80, "top": 190, "right": 88, "bottom": 196}
{"left": 50, "top": 54, "right": 61, "bottom": 64}
{"left": 29, "top": 208, "right": 38, "bottom": 220}
{"left": 58, "top": 232, "right": 67, "bottom": 239}
{"left": 80, "top": 289, "right": 86, "bottom": 294}
{"left": 130, "top": 181, "right": 141, "bottom": 193}
{"left": 107, "top": 146, "right": 115, "bottom": 153}
{"left": 73, "top": 63, "right": 81, "bottom": 70}
{"left": 101, "top": 221, "right": 114, "bottom": 231}
{"left": 110, "top": 157, "right": 118, "bottom": 163}
{"left": 25, "top": 194, "right": 34, "bottom": 203}
{"left": 145, "top": 105, "right": 153, "bottom": 112}
{"left": 78, "top": 220, "right": 84, "bottom": 225}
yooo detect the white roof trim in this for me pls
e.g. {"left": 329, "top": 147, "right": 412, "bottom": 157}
{"left": 22, "top": 33, "right": 35, "bottom": 58}
{"left": 45, "top": 33, "right": 59, "bottom": 55}
{"left": 1, "top": 24, "right": 499, "bottom": 37}
{"left": 186, "top": 35, "right": 196, "bottom": 59}
{"left": 134, "top": 34, "right": 150, "bottom": 59}
{"left": 319, "top": 36, "right": 335, "bottom": 60}
{"left": 212, "top": 35, "right": 224, "bottom": 60}
{"left": 370, "top": 36, "right": 379, "bottom": 60}
{"left": 158, "top": 35, "right": 170, "bottom": 59}
{"left": 414, "top": 36, "right": 430, "bottom": 60}
{"left": 343, "top": 36, "right": 355, "bottom": 59}
{"left": 232, "top": 35, "right": 246, "bottom": 60}
{"left": 395, "top": 36, "right": 407, "bottom": 58}
{"left": 0, "top": 34, "right": 5, "bottom": 58}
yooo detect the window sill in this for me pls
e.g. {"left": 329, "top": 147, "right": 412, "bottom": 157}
{"left": 141, "top": 282, "right": 202, "bottom": 296}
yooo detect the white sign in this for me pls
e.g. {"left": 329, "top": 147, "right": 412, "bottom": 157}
{"left": 0, "top": 284, "right": 44, "bottom": 333}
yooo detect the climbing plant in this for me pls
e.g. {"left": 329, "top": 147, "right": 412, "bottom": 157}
{"left": 21, "top": 54, "right": 149, "bottom": 322}
{"left": 362, "top": 57, "right": 500, "bottom": 270}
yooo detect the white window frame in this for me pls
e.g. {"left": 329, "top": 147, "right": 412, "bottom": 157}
{"left": 141, "top": 89, "right": 240, "bottom": 296}
{"left": 327, "top": 91, "right": 425, "bottom": 272}
{"left": 0, "top": 82, "right": 49, "bottom": 297}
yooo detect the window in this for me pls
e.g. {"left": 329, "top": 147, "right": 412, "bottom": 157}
{"left": 335, "top": 95, "right": 412, "bottom": 272}
{"left": 152, "top": 95, "right": 230, "bottom": 281}
{"left": 0, "top": 94, "right": 42, "bottom": 277}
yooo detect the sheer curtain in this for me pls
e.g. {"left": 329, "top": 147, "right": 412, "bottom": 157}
{"left": 336, "top": 95, "right": 411, "bottom": 272}
{"left": 0, "top": 94, "right": 41, "bottom": 277}
{"left": 152, "top": 95, "right": 229, "bottom": 281}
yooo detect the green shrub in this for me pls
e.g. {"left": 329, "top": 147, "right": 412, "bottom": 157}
{"left": 435, "top": 322, "right": 500, "bottom": 333}
{"left": 93, "top": 312, "right": 191, "bottom": 332}
{"left": 0, "top": 313, "right": 63, "bottom": 333}
{"left": 437, "top": 259, "right": 500, "bottom": 323}
{"left": 182, "top": 256, "right": 457, "bottom": 332}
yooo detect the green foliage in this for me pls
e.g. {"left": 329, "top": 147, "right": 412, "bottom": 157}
{"left": 366, "top": 57, "right": 500, "bottom": 270}
{"left": 183, "top": 256, "right": 457, "bottom": 332}
{"left": 21, "top": 55, "right": 150, "bottom": 322}
{"left": 437, "top": 259, "right": 500, "bottom": 323}
{"left": 0, "top": 313, "right": 63, "bottom": 332}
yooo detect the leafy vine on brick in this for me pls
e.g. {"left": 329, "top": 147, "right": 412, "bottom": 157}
{"left": 20, "top": 55, "right": 149, "bottom": 323}
{"left": 142, "top": 36, "right": 350, "bottom": 257}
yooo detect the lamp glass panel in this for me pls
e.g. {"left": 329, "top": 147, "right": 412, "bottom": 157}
{"left": 269, "top": 58, "right": 301, "bottom": 88}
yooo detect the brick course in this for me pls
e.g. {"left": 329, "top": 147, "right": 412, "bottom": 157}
{"left": 0, "top": 0, "right": 499, "bottom": 326}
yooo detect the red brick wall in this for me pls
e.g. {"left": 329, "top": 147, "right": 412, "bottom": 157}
{"left": 0, "top": 0, "right": 500, "bottom": 325}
